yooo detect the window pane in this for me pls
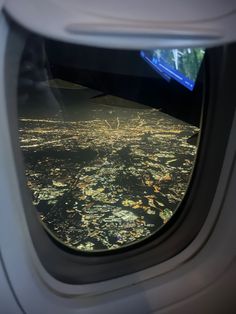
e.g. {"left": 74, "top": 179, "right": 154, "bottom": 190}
{"left": 18, "top": 37, "right": 203, "bottom": 252}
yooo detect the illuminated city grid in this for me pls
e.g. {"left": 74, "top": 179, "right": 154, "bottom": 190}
{"left": 19, "top": 94, "right": 198, "bottom": 251}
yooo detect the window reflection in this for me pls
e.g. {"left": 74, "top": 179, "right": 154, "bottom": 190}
{"left": 18, "top": 39, "right": 201, "bottom": 252}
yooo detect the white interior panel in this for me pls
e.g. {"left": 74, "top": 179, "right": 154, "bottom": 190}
{"left": 4, "top": 0, "right": 236, "bottom": 49}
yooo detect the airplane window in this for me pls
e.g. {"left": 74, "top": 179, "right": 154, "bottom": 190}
{"left": 17, "top": 36, "right": 204, "bottom": 252}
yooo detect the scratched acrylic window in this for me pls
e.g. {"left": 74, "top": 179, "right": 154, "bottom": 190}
{"left": 18, "top": 37, "right": 204, "bottom": 252}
